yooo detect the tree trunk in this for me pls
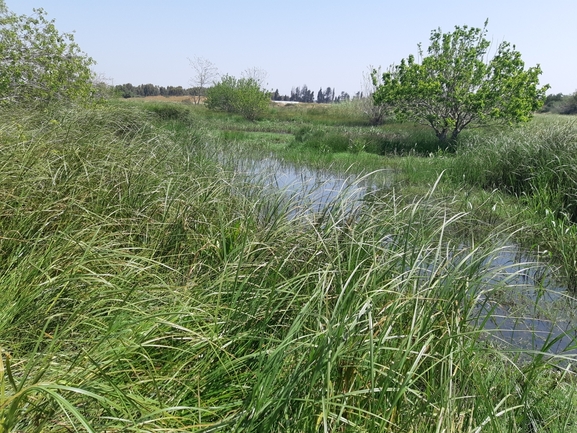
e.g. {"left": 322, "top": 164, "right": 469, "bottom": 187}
{"left": 451, "top": 128, "right": 460, "bottom": 141}
{"left": 436, "top": 129, "right": 448, "bottom": 142}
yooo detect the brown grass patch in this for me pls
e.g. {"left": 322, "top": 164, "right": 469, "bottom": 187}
{"left": 138, "top": 95, "right": 205, "bottom": 104}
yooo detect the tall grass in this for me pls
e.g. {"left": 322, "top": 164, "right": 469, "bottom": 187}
{"left": 1, "top": 104, "right": 575, "bottom": 431}
{"left": 452, "top": 117, "right": 577, "bottom": 288}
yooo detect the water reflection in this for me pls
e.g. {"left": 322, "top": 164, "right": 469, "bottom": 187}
{"left": 475, "top": 245, "right": 577, "bottom": 355}
{"left": 233, "top": 156, "right": 391, "bottom": 217}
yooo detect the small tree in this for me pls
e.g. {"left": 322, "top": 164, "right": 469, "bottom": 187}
{"left": 188, "top": 56, "right": 218, "bottom": 104}
{"left": 373, "top": 21, "right": 549, "bottom": 143}
{"left": 205, "top": 74, "right": 270, "bottom": 121}
{"left": 0, "top": 7, "right": 95, "bottom": 104}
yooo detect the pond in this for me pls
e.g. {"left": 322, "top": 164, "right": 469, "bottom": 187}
{"left": 230, "top": 155, "right": 392, "bottom": 216}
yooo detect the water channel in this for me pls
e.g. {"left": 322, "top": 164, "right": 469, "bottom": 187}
{"left": 231, "top": 155, "right": 577, "bottom": 358}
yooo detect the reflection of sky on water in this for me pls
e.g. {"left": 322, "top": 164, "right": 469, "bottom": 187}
{"left": 475, "top": 246, "right": 577, "bottom": 356}
{"left": 233, "top": 157, "right": 387, "bottom": 216}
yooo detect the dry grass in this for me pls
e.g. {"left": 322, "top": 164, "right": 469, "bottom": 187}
{"left": 138, "top": 95, "right": 203, "bottom": 103}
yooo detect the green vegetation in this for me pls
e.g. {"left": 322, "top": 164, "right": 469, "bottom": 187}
{"left": 451, "top": 117, "right": 577, "bottom": 288}
{"left": 206, "top": 75, "right": 270, "bottom": 121}
{"left": 1, "top": 98, "right": 577, "bottom": 432}
{"left": 372, "top": 22, "right": 548, "bottom": 143}
{"left": 541, "top": 91, "right": 577, "bottom": 115}
{"left": 2, "top": 5, "right": 577, "bottom": 430}
{"left": 0, "top": 7, "right": 94, "bottom": 104}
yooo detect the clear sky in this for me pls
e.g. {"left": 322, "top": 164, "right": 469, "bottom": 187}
{"left": 9, "top": 0, "right": 577, "bottom": 96}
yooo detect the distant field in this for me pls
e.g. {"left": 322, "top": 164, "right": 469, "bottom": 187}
{"left": 138, "top": 95, "right": 202, "bottom": 103}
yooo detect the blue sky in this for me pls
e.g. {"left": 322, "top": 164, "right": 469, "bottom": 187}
{"left": 9, "top": 0, "right": 577, "bottom": 95}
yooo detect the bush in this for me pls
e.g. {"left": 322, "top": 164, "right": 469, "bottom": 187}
{"left": 205, "top": 75, "right": 270, "bottom": 121}
{"left": 559, "top": 91, "right": 577, "bottom": 115}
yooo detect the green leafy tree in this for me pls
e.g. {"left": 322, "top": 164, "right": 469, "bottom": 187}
{"left": 372, "top": 21, "right": 549, "bottom": 142}
{"left": 0, "top": 6, "right": 95, "bottom": 104}
{"left": 206, "top": 74, "right": 270, "bottom": 121}
{"left": 205, "top": 75, "right": 238, "bottom": 113}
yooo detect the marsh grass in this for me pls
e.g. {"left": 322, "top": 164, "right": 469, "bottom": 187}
{"left": 1, "top": 104, "right": 576, "bottom": 431}
{"left": 452, "top": 117, "right": 577, "bottom": 288}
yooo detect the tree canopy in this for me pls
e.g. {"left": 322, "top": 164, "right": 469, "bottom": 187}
{"left": 0, "top": 6, "right": 95, "bottom": 104}
{"left": 372, "top": 22, "right": 549, "bottom": 142}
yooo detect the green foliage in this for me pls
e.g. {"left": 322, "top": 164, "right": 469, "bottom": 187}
{"left": 453, "top": 118, "right": 577, "bottom": 220}
{"left": 293, "top": 125, "right": 371, "bottom": 153}
{"left": 562, "top": 91, "right": 577, "bottom": 115}
{"left": 0, "top": 7, "right": 95, "bottom": 104}
{"left": 451, "top": 117, "right": 577, "bottom": 287}
{"left": 205, "top": 74, "right": 270, "bottom": 120}
{"left": 291, "top": 124, "right": 445, "bottom": 156}
{"left": 540, "top": 93, "right": 565, "bottom": 112}
{"left": 373, "top": 21, "right": 549, "bottom": 143}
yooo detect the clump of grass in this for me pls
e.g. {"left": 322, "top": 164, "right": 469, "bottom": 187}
{"left": 453, "top": 118, "right": 577, "bottom": 220}
{"left": 289, "top": 122, "right": 453, "bottom": 157}
{"left": 142, "top": 101, "right": 194, "bottom": 123}
{"left": 292, "top": 126, "right": 350, "bottom": 153}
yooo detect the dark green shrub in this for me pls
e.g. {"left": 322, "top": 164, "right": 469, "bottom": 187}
{"left": 542, "top": 91, "right": 577, "bottom": 115}
{"left": 539, "top": 93, "right": 564, "bottom": 113}
{"left": 559, "top": 91, "right": 577, "bottom": 115}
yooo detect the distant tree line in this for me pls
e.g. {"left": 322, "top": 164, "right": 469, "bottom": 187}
{"left": 271, "top": 84, "right": 363, "bottom": 104}
{"left": 115, "top": 82, "right": 364, "bottom": 104}
{"left": 540, "top": 91, "right": 577, "bottom": 115}
{"left": 114, "top": 83, "right": 207, "bottom": 99}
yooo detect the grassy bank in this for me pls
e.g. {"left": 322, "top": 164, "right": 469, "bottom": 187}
{"left": 1, "top": 102, "right": 576, "bottom": 432}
